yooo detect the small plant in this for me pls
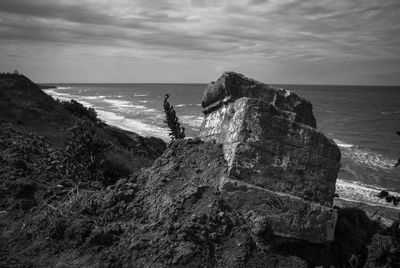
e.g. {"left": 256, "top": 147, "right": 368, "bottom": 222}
{"left": 163, "top": 94, "right": 185, "bottom": 141}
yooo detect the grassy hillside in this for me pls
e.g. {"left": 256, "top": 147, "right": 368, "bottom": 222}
{"left": 0, "top": 73, "right": 76, "bottom": 145}
{"left": 0, "top": 73, "right": 166, "bottom": 173}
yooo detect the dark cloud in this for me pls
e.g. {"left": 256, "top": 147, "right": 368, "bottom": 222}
{"left": 0, "top": 0, "right": 399, "bottom": 84}
{"left": 0, "top": 0, "right": 118, "bottom": 26}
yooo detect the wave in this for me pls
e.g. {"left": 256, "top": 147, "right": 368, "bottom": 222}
{"left": 96, "top": 110, "right": 125, "bottom": 121}
{"left": 102, "top": 98, "right": 158, "bottom": 115}
{"left": 55, "top": 86, "right": 71, "bottom": 90}
{"left": 180, "top": 115, "right": 203, "bottom": 128}
{"left": 343, "top": 147, "right": 395, "bottom": 170}
{"left": 380, "top": 110, "right": 400, "bottom": 115}
{"left": 44, "top": 89, "right": 72, "bottom": 97}
{"left": 134, "top": 94, "right": 148, "bottom": 97}
{"left": 81, "top": 95, "right": 106, "bottom": 100}
{"left": 103, "top": 99, "right": 135, "bottom": 108}
{"left": 334, "top": 139, "right": 354, "bottom": 148}
{"left": 334, "top": 139, "right": 395, "bottom": 170}
{"left": 96, "top": 109, "right": 169, "bottom": 140}
{"left": 76, "top": 100, "right": 94, "bottom": 108}
{"left": 175, "top": 104, "right": 202, "bottom": 108}
{"left": 336, "top": 179, "right": 400, "bottom": 210}
{"left": 44, "top": 89, "right": 97, "bottom": 108}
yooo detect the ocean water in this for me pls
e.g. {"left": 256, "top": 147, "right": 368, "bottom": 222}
{"left": 44, "top": 83, "right": 400, "bottom": 207}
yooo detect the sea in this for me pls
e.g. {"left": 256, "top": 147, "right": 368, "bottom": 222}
{"left": 43, "top": 83, "right": 400, "bottom": 209}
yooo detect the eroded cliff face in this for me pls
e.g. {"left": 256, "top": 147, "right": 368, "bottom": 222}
{"left": 199, "top": 72, "right": 341, "bottom": 244}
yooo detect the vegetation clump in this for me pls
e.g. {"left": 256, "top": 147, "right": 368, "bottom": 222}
{"left": 59, "top": 99, "right": 101, "bottom": 124}
{"left": 163, "top": 94, "right": 185, "bottom": 141}
{"left": 61, "top": 121, "right": 130, "bottom": 186}
{"left": 0, "top": 70, "right": 21, "bottom": 77}
{"left": 377, "top": 190, "right": 400, "bottom": 206}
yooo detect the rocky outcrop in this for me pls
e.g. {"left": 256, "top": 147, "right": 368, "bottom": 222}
{"left": 199, "top": 72, "right": 341, "bottom": 244}
{"left": 202, "top": 72, "right": 317, "bottom": 128}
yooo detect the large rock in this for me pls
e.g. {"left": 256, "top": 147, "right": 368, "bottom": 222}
{"left": 202, "top": 71, "right": 317, "bottom": 128}
{"left": 199, "top": 72, "right": 341, "bottom": 244}
{"left": 220, "top": 177, "right": 337, "bottom": 244}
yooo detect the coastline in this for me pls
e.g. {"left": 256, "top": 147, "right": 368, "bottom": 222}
{"left": 2, "top": 72, "right": 399, "bottom": 267}
{"left": 42, "top": 85, "right": 400, "bottom": 224}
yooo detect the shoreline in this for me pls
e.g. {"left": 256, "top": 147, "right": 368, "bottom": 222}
{"left": 43, "top": 86, "right": 400, "bottom": 224}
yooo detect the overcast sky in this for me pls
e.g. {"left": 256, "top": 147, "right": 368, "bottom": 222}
{"left": 1, "top": 0, "right": 399, "bottom": 84}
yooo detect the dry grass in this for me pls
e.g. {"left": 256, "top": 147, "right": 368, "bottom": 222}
{"left": 46, "top": 187, "right": 107, "bottom": 230}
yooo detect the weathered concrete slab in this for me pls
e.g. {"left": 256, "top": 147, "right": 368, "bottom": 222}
{"left": 199, "top": 72, "right": 341, "bottom": 244}
{"left": 202, "top": 71, "right": 317, "bottom": 128}
{"left": 220, "top": 177, "right": 337, "bottom": 244}
{"left": 200, "top": 97, "right": 340, "bottom": 206}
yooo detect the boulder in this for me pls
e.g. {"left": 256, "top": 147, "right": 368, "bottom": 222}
{"left": 199, "top": 72, "right": 341, "bottom": 244}
{"left": 200, "top": 97, "right": 340, "bottom": 206}
{"left": 220, "top": 177, "right": 337, "bottom": 244}
{"left": 202, "top": 71, "right": 317, "bottom": 128}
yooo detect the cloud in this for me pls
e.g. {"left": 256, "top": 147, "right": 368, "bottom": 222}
{"left": 0, "top": 0, "right": 399, "bottom": 83}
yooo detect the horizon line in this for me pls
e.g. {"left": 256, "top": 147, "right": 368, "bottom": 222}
{"left": 39, "top": 82, "right": 400, "bottom": 87}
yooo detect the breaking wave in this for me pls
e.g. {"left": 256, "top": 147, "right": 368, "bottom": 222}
{"left": 180, "top": 115, "right": 204, "bottom": 128}
{"left": 96, "top": 110, "right": 169, "bottom": 140}
{"left": 334, "top": 139, "right": 395, "bottom": 170}
{"left": 336, "top": 179, "right": 400, "bottom": 209}
{"left": 380, "top": 110, "right": 400, "bottom": 115}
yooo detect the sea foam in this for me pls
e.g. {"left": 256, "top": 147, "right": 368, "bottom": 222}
{"left": 334, "top": 139, "right": 354, "bottom": 148}
{"left": 336, "top": 179, "right": 400, "bottom": 210}
{"left": 96, "top": 109, "right": 169, "bottom": 140}
{"left": 335, "top": 139, "right": 395, "bottom": 170}
{"left": 180, "top": 115, "right": 204, "bottom": 128}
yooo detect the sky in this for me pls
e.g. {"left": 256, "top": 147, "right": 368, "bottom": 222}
{"left": 0, "top": 0, "right": 400, "bottom": 84}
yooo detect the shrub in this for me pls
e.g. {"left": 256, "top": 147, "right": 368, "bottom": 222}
{"left": 61, "top": 121, "right": 131, "bottom": 185}
{"left": 163, "top": 94, "right": 185, "bottom": 141}
{"left": 63, "top": 121, "right": 111, "bottom": 181}
{"left": 60, "top": 99, "right": 100, "bottom": 124}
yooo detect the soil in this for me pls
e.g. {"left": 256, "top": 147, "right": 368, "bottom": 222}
{"left": 1, "top": 125, "right": 399, "bottom": 267}
{"left": 0, "top": 125, "right": 307, "bottom": 267}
